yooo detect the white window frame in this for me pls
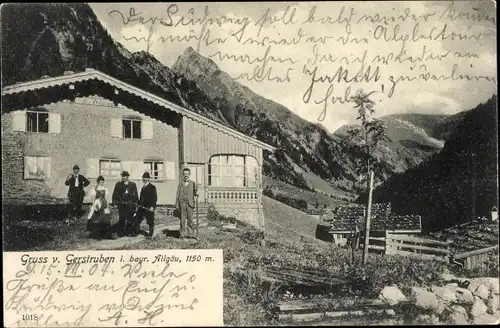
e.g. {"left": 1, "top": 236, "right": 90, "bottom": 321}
{"left": 122, "top": 118, "right": 142, "bottom": 139}
{"left": 26, "top": 110, "right": 49, "bottom": 133}
{"left": 208, "top": 155, "right": 247, "bottom": 187}
{"left": 99, "top": 159, "right": 122, "bottom": 178}
{"left": 144, "top": 161, "right": 165, "bottom": 181}
{"left": 24, "top": 156, "right": 51, "bottom": 180}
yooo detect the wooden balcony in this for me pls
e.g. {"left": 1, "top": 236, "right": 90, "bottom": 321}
{"left": 206, "top": 187, "right": 258, "bottom": 203}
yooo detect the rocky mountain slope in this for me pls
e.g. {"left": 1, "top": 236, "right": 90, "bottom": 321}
{"left": 1, "top": 3, "right": 394, "bottom": 194}
{"left": 335, "top": 114, "right": 446, "bottom": 174}
{"left": 360, "top": 96, "right": 498, "bottom": 231}
{"left": 2, "top": 3, "right": 484, "bottom": 203}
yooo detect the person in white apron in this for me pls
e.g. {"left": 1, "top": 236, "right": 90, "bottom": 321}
{"left": 87, "top": 176, "right": 113, "bottom": 240}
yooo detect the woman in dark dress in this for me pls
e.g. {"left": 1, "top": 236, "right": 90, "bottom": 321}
{"left": 87, "top": 176, "right": 113, "bottom": 240}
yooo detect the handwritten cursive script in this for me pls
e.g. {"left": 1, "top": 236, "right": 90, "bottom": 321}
{"left": 4, "top": 250, "right": 222, "bottom": 327}
{"left": 106, "top": 2, "right": 496, "bottom": 124}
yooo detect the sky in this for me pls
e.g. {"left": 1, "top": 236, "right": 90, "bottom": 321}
{"left": 90, "top": 1, "right": 497, "bottom": 133}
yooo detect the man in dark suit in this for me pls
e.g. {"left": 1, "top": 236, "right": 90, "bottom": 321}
{"left": 134, "top": 172, "right": 158, "bottom": 239}
{"left": 176, "top": 168, "right": 198, "bottom": 239}
{"left": 65, "top": 165, "right": 90, "bottom": 222}
{"left": 112, "top": 171, "right": 138, "bottom": 237}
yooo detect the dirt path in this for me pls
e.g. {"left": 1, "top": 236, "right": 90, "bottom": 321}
{"left": 4, "top": 212, "right": 207, "bottom": 251}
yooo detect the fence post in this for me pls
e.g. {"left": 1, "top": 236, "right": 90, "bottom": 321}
{"left": 386, "top": 232, "right": 394, "bottom": 255}
{"left": 444, "top": 240, "right": 450, "bottom": 263}
{"left": 384, "top": 230, "right": 388, "bottom": 255}
{"left": 255, "top": 166, "right": 265, "bottom": 247}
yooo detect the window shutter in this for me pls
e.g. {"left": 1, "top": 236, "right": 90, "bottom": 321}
{"left": 122, "top": 161, "right": 132, "bottom": 177}
{"left": 12, "top": 111, "right": 26, "bottom": 132}
{"left": 111, "top": 118, "right": 122, "bottom": 138}
{"left": 142, "top": 120, "right": 153, "bottom": 139}
{"left": 24, "top": 156, "right": 37, "bottom": 178}
{"left": 48, "top": 113, "right": 61, "bottom": 134}
{"left": 165, "top": 161, "right": 175, "bottom": 180}
{"left": 130, "top": 161, "right": 143, "bottom": 180}
{"left": 42, "top": 157, "right": 51, "bottom": 178}
{"left": 86, "top": 158, "right": 100, "bottom": 179}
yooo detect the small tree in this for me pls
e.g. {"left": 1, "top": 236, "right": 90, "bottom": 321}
{"left": 346, "top": 89, "right": 390, "bottom": 265}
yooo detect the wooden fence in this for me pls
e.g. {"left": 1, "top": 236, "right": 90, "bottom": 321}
{"left": 384, "top": 232, "right": 451, "bottom": 262}
{"left": 359, "top": 232, "right": 451, "bottom": 262}
{"left": 454, "top": 245, "right": 499, "bottom": 271}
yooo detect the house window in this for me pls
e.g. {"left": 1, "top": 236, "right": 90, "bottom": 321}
{"left": 122, "top": 118, "right": 142, "bottom": 139}
{"left": 99, "top": 159, "right": 122, "bottom": 178}
{"left": 26, "top": 111, "right": 49, "bottom": 133}
{"left": 144, "top": 161, "right": 164, "bottom": 180}
{"left": 208, "top": 155, "right": 259, "bottom": 188}
{"left": 24, "top": 156, "right": 51, "bottom": 180}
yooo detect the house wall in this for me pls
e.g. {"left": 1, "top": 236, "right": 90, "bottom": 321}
{"left": 182, "top": 117, "right": 263, "bottom": 165}
{"left": 1, "top": 96, "right": 179, "bottom": 205}
{"left": 181, "top": 116, "right": 266, "bottom": 228}
{"left": 332, "top": 233, "right": 349, "bottom": 246}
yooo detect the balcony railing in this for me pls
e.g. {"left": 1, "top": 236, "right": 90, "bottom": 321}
{"left": 206, "top": 187, "right": 258, "bottom": 203}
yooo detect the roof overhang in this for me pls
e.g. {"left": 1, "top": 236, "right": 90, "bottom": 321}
{"left": 2, "top": 69, "right": 276, "bottom": 152}
{"left": 329, "top": 229, "right": 422, "bottom": 233}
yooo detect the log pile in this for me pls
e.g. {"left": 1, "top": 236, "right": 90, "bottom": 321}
{"left": 274, "top": 297, "right": 404, "bottom": 323}
{"left": 264, "top": 267, "right": 348, "bottom": 287}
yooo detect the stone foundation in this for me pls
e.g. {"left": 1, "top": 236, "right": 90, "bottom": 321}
{"left": 215, "top": 204, "right": 262, "bottom": 228}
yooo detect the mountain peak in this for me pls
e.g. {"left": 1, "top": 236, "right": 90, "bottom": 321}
{"left": 172, "top": 46, "right": 220, "bottom": 77}
{"left": 184, "top": 46, "right": 197, "bottom": 56}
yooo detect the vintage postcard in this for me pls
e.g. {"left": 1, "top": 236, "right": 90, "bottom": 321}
{"left": 1, "top": 1, "right": 498, "bottom": 327}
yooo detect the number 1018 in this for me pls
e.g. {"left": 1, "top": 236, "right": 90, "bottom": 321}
{"left": 22, "top": 314, "right": 38, "bottom": 321}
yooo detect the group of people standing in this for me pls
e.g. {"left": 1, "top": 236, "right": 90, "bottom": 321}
{"left": 66, "top": 165, "right": 197, "bottom": 240}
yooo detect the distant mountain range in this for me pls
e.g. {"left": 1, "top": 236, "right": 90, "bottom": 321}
{"left": 333, "top": 112, "right": 469, "bottom": 174}
{"left": 2, "top": 3, "right": 495, "bottom": 218}
{"left": 0, "top": 3, "right": 386, "bottom": 194}
{"left": 360, "top": 96, "right": 498, "bottom": 231}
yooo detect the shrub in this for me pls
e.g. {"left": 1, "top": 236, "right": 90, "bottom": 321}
{"left": 207, "top": 204, "right": 219, "bottom": 221}
{"left": 344, "top": 255, "right": 447, "bottom": 297}
{"left": 484, "top": 251, "right": 500, "bottom": 277}
{"left": 457, "top": 251, "right": 500, "bottom": 278}
{"left": 273, "top": 193, "right": 309, "bottom": 211}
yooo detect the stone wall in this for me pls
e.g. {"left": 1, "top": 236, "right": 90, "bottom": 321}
{"left": 216, "top": 204, "right": 261, "bottom": 228}
{"left": 378, "top": 272, "right": 500, "bottom": 325}
{"left": 2, "top": 96, "right": 180, "bottom": 205}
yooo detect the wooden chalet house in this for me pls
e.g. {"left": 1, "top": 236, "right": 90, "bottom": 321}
{"left": 1, "top": 69, "right": 275, "bottom": 227}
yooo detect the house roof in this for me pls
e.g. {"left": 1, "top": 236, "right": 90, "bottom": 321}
{"left": 1, "top": 69, "right": 275, "bottom": 151}
{"left": 329, "top": 215, "right": 422, "bottom": 232}
{"left": 327, "top": 203, "right": 421, "bottom": 232}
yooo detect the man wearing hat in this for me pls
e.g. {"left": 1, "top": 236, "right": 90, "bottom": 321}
{"left": 133, "top": 172, "right": 158, "bottom": 239}
{"left": 112, "top": 171, "right": 138, "bottom": 237}
{"left": 65, "top": 165, "right": 90, "bottom": 222}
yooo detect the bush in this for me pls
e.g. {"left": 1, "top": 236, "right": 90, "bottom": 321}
{"left": 224, "top": 268, "right": 276, "bottom": 326}
{"left": 456, "top": 251, "right": 500, "bottom": 278}
{"left": 344, "top": 255, "right": 447, "bottom": 297}
{"left": 262, "top": 187, "right": 274, "bottom": 198}
{"left": 273, "top": 193, "right": 308, "bottom": 211}
{"left": 207, "top": 204, "right": 219, "bottom": 221}
{"left": 484, "top": 251, "right": 499, "bottom": 277}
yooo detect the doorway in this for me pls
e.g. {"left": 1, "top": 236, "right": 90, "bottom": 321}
{"left": 183, "top": 163, "right": 206, "bottom": 202}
